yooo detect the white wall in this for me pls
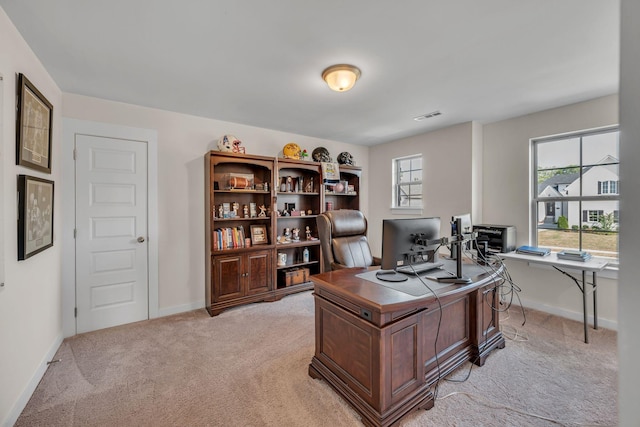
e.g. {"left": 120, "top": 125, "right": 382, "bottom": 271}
{"left": 368, "top": 121, "right": 478, "bottom": 256}
{"left": 62, "top": 93, "right": 369, "bottom": 315}
{"left": 0, "top": 7, "right": 63, "bottom": 426}
{"left": 618, "top": 0, "right": 640, "bottom": 424}
{"left": 483, "top": 95, "right": 619, "bottom": 328}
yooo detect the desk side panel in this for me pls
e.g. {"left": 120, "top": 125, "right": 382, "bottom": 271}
{"left": 315, "top": 296, "right": 379, "bottom": 405}
{"left": 423, "top": 295, "right": 472, "bottom": 384}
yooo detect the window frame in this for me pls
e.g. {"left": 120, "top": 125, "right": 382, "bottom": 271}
{"left": 531, "top": 125, "right": 619, "bottom": 259}
{"left": 391, "top": 153, "right": 423, "bottom": 213}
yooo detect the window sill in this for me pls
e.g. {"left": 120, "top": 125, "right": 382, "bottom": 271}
{"left": 390, "top": 207, "right": 423, "bottom": 215}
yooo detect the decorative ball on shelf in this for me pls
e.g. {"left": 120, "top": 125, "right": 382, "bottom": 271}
{"left": 312, "top": 147, "right": 332, "bottom": 162}
{"left": 337, "top": 151, "right": 355, "bottom": 165}
{"left": 217, "top": 134, "right": 240, "bottom": 152}
{"left": 282, "top": 142, "right": 301, "bottom": 159}
{"left": 334, "top": 182, "right": 345, "bottom": 193}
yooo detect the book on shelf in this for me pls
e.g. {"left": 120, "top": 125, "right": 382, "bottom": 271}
{"left": 557, "top": 249, "right": 592, "bottom": 262}
{"left": 515, "top": 245, "right": 551, "bottom": 256}
{"left": 214, "top": 226, "right": 246, "bottom": 250}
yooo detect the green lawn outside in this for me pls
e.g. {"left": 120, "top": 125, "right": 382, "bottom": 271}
{"left": 537, "top": 228, "right": 618, "bottom": 257}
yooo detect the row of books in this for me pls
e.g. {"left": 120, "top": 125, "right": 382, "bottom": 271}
{"left": 213, "top": 226, "right": 247, "bottom": 250}
{"left": 557, "top": 249, "right": 592, "bottom": 262}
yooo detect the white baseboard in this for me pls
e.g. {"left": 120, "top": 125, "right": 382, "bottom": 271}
{"left": 518, "top": 297, "right": 618, "bottom": 331}
{"left": 156, "top": 300, "right": 205, "bottom": 318}
{"left": 3, "top": 333, "right": 64, "bottom": 427}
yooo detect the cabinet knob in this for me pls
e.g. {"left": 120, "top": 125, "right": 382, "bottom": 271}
{"left": 137, "top": 236, "right": 146, "bottom": 243}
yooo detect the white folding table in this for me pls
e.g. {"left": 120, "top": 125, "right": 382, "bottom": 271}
{"left": 501, "top": 252, "right": 609, "bottom": 343}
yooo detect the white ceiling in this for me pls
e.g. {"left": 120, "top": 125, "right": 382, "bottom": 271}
{"left": 1, "top": 1, "right": 619, "bottom": 146}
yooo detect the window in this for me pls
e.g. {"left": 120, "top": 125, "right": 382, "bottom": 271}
{"left": 532, "top": 127, "right": 619, "bottom": 259}
{"left": 598, "top": 180, "right": 619, "bottom": 194}
{"left": 393, "top": 155, "right": 422, "bottom": 208}
{"left": 584, "top": 210, "right": 604, "bottom": 222}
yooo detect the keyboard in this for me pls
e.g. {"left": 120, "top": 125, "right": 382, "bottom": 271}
{"left": 395, "top": 261, "right": 444, "bottom": 275}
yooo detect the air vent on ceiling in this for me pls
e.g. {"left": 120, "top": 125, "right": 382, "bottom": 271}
{"left": 413, "top": 111, "right": 442, "bottom": 121}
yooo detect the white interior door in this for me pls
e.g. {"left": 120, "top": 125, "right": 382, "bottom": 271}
{"left": 75, "top": 134, "right": 148, "bottom": 333}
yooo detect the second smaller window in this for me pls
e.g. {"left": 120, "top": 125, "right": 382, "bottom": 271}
{"left": 394, "top": 155, "right": 423, "bottom": 208}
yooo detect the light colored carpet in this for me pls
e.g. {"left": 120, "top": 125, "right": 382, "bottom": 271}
{"left": 16, "top": 291, "right": 617, "bottom": 427}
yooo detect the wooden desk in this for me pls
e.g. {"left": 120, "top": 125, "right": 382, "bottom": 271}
{"left": 500, "top": 252, "right": 609, "bottom": 343}
{"left": 308, "top": 261, "right": 505, "bottom": 427}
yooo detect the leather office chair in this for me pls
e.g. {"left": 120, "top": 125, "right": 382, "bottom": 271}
{"left": 316, "top": 210, "right": 380, "bottom": 272}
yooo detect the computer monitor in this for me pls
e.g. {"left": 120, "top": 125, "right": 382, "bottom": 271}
{"left": 451, "top": 213, "right": 472, "bottom": 235}
{"left": 380, "top": 217, "right": 441, "bottom": 271}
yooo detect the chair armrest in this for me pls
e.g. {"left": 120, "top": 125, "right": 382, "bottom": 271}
{"left": 372, "top": 256, "right": 381, "bottom": 266}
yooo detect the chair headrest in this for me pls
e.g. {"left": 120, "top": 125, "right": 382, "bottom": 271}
{"left": 326, "top": 210, "right": 367, "bottom": 237}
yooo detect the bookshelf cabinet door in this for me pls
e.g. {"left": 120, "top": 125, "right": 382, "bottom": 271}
{"left": 213, "top": 255, "right": 244, "bottom": 301}
{"left": 246, "top": 250, "right": 272, "bottom": 295}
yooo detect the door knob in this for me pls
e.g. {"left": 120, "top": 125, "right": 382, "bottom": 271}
{"left": 137, "top": 236, "right": 145, "bottom": 243}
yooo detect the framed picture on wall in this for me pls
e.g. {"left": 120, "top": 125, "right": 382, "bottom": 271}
{"left": 16, "top": 73, "right": 53, "bottom": 173}
{"left": 17, "top": 175, "right": 54, "bottom": 260}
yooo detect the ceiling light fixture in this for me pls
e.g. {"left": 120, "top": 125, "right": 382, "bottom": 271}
{"left": 322, "top": 64, "right": 361, "bottom": 92}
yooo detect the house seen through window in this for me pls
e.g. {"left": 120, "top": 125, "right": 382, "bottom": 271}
{"left": 393, "top": 154, "right": 422, "bottom": 208}
{"left": 532, "top": 127, "right": 619, "bottom": 259}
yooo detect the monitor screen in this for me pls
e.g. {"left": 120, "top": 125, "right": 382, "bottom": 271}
{"left": 380, "top": 217, "right": 441, "bottom": 270}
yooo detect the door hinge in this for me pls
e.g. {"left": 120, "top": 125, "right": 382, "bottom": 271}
{"left": 73, "top": 148, "right": 77, "bottom": 160}
{"left": 74, "top": 307, "right": 77, "bottom": 318}
{"left": 73, "top": 229, "right": 77, "bottom": 238}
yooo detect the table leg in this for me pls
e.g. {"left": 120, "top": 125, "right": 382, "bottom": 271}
{"left": 582, "top": 270, "right": 588, "bottom": 344}
{"left": 593, "top": 272, "right": 598, "bottom": 330}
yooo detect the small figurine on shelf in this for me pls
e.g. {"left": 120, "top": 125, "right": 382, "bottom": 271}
{"left": 218, "top": 204, "right": 223, "bottom": 219}
{"left": 258, "top": 205, "right": 267, "bottom": 217}
{"left": 305, "top": 176, "right": 314, "bottom": 193}
{"left": 305, "top": 225, "right": 318, "bottom": 240}
{"left": 283, "top": 227, "right": 291, "bottom": 242}
{"left": 243, "top": 204, "right": 249, "bottom": 218}
{"left": 232, "top": 202, "right": 239, "bottom": 217}
{"left": 292, "top": 227, "right": 300, "bottom": 241}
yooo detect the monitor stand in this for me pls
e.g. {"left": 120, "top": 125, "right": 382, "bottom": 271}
{"left": 436, "top": 275, "right": 472, "bottom": 284}
{"left": 437, "top": 240, "right": 473, "bottom": 284}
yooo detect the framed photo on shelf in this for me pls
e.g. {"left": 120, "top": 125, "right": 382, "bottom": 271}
{"left": 17, "top": 175, "right": 54, "bottom": 260}
{"left": 16, "top": 73, "right": 53, "bottom": 173}
{"left": 250, "top": 224, "right": 268, "bottom": 245}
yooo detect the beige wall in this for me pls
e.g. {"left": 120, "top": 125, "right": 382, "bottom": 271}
{"left": 368, "top": 121, "right": 478, "bottom": 256}
{"left": 62, "top": 93, "right": 369, "bottom": 315}
{"left": 483, "top": 95, "right": 619, "bottom": 328}
{"left": 0, "top": 8, "right": 63, "bottom": 426}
